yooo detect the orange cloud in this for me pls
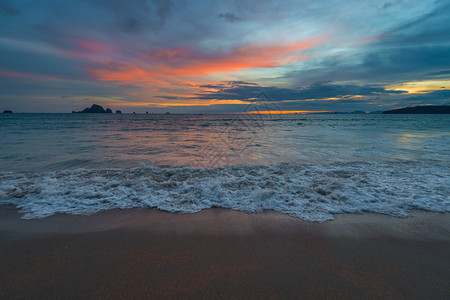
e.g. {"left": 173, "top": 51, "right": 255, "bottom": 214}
{"left": 79, "top": 34, "right": 329, "bottom": 107}
{"left": 154, "top": 38, "right": 318, "bottom": 76}
{"left": 86, "top": 34, "right": 326, "bottom": 85}
{"left": 87, "top": 63, "right": 168, "bottom": 85}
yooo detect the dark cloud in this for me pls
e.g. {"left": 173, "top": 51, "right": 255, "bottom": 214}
{"left": 188, "top": 81, "right": 450, "bottom": 112}
{"left": 195, "top": 81, "right": 405, "bottom": 102}
{"left": 0, "top": 42, "right": 84, "bottom": 80}
{"left": 218, "top": 13, "right": 241, "bottom": 22}
{"left": 0, "top": 1, "right": 20, "bottom": 16}
{"left": 362, "top": 46, "right": 450, "bottom": 76}
{"left": 200, "top": 81, "right": 257, "bottom": 89}
{"left": 120, "top": 17, "right": 143, "bottom": 33}
{"left": 401, "top": 89, "right": 450, "bottom": 102}
{"left": 88, "top": 0, "right": 174, "bottom": 33}
{"left": 155, "top": 95, "right": 179, "bottom": 100}
{"left": 379, "top": 2, "right": 396, "bottom": 10}
{"left": 285, "top": 45, "right": 450, "bottom": 86}
{"left": 426, "top": 70, "right": 450, "bottom": 76}
{"left": 284, "top": 1, "right": 450, "bottom": 86}
{"left": 382, "top": 3, "right": 449, "bottom": 41}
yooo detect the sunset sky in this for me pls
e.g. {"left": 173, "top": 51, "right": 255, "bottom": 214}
{"left": 1, "top": 0, "right": 449, "bottom": 113}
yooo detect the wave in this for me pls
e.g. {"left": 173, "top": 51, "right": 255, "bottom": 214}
{"left": 0, "top": 161, "right": 449, "bottom": 221}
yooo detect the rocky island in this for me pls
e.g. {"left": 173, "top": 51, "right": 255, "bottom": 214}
{"left": 72, "top": 104, "right": 112, "bottom": 113}
{"left": 383, "top": 105, "right": 450, "bottom": 114}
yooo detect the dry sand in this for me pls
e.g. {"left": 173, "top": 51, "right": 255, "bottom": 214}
{"left": 1, "top": 206, "right": 449, "bottom": 299}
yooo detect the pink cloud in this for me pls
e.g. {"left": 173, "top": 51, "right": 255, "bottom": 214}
{"left": 85, "top": 34, "right": 327, "bottom": 85}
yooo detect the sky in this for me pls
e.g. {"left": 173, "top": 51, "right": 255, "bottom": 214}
{"left": 1, "top": 0, "right": 450, "bottom": 113}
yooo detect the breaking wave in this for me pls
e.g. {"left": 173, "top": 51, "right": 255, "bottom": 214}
{"left": 0, "top": 161, "right": 449, "bottom": 222}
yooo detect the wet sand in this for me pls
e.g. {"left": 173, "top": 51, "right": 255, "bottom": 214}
{"left": 1, "top": 206, "right": 449, "bottom": 299}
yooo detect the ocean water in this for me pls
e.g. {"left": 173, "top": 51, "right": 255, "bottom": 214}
{"left": 0, "top": 113, "right": 449, "bottom": 221}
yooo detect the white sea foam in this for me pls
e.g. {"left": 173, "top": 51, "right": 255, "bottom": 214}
{"left": 0, "top": 161, "right": 448, "bottom": 221}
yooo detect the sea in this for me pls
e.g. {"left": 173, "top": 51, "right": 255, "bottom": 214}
{"left": 0, "top": 113, "right": 449, "bottom": 221}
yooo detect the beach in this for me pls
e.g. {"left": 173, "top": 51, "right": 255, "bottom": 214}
{"left": 2, "top": 0, "right": 450, "bottom": 298}
{"left": 1, "top": 206, "right": 449, "bottom": 299}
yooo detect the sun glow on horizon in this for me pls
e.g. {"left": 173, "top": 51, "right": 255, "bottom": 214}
{"left": 386, "top": 79, "right": 450, "bottom": 94}
{"left": 243, "top": 110, "right": 331, "bottom": 114}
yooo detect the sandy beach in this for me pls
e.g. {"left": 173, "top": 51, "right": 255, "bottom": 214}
{"left": 1, "top": 206, "right": 449, "bottom": 299}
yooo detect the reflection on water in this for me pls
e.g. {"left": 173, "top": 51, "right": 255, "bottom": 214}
{"left": 393, "top": 131, "right": 450, "bottom": 160}
{"left": 0, "top": 113, "right": 449, "bottom": 171}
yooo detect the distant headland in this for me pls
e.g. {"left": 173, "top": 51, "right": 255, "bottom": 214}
{"left": 72, "top": 104, "right": 113, "bottom": 113}
{"left": 3, "top": 110, "right": 13, "bottom": 113}
{"left": 383, "top": 105, "right": 450, "bottom": 114}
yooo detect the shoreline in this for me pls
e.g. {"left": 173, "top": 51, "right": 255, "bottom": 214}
{"left": 1, "top": 206, "right": 449, "bottom": 298}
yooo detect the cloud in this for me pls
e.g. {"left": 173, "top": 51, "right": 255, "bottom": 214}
{"left": 120, "top": 17, "right": 143, "bottom": 34}
{"left": 85, "top": 34, "right": 325, "bottom": 86}
{"left": 284, "top": 45, "right": 450, "bottom": 87}
{"left": 0, "top": 1, "right": 19, "bottom": 16}
{"left": 426, "top": 70, "right": 450, "bottom": 77}
{"left": 155, "top": 95, "right": 179, "bottom": 100}
{"left": 283, "top": 1, "right": 450, "bottom": 86}
{"left": 194, "top": 81, "right": 405, "bottom": 101}
{"left": 1, "top": 0, "right": 449, "bottom": 112}
{"left": 218, "top": 13, "right": 241, "bottom": 22}
{"left": 401, "top": 89, "right": 450, "bottom": 102}
{"left": 89, "top": 0, "right": 174, "bottom": 33}
{"left": 185, "top": 80, "right": 450, "bottom": 112}
{"left": 0, "top": 71, "right": 63, "bottom": 81}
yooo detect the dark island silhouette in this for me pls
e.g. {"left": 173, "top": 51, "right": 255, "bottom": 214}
{"left": 383, "top": 105, "right": 450, "bottom": 114}
{"left": 72, "top": 104, "right": 113, "bottom": 113}
{"left": 3, "top": 110, "right": 13, "bottom": 113}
